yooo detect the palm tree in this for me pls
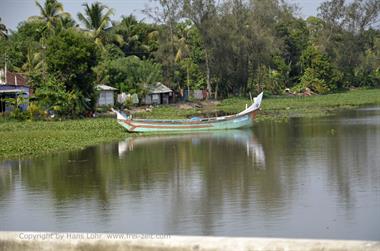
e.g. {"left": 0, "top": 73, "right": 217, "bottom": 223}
{"left": 114, "top": 15, "right": 158, "bottom": 57}
{"left": 78, "top": 2, "right": 123, "bottom": 48}
{"left": 20, "top": 46, "right": 45, "bottom": 88}
{"left": 0, "top": 18, "right": 8, "bottom": 39}
{"left": 174, "top": 23, "right": 192, "bottom": 88}
{"left": 34, "top": 0, "right": 70, "bottom": 31}
{"left": 114, "top": 15, "right": 140, "bottom": 52}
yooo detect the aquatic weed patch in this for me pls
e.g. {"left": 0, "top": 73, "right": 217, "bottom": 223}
{"left": 0, "top": 118, "right": 126, "bottom": 159}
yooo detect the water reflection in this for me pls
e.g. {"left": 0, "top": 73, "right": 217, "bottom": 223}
{"left": 118, "top": 131, "right": 265, "bottom": 167}
{"left": 0, "top": 108, "right": 379, "bottom": 240}
{"left": 0, "top": 130, "right": 270, "bottom": 234}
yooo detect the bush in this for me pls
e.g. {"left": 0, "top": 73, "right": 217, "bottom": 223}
{"left": 27, "top": 102, "right": 45, "bottom": 120}
{"left": 35, "top": 78, "right": 90, "bottom": 118}
{"left": 295, "top": 67, "right": 330, "bottom": 94}
{"left": 297, "top": 45, "right": 343, "bottom": 94}
{"left": 96, "top": 105, "right": 112, "bottom": 113}
{"left": 94, "top": 56, "right": 162, "bottom": 94}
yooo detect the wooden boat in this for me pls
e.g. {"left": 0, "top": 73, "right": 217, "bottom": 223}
{"left": 114, "top": 92, "right": 263, "bottom": 133}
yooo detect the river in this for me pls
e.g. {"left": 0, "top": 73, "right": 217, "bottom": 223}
{"left": 0, "top": 107, "right": 379, "bottom": 240}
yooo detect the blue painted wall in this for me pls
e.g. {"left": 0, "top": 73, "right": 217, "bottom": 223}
{"left": 0, "top": 85, "right": 30, "bottom": 112}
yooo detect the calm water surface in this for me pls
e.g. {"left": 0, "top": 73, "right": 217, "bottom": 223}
{"left": 1, "top": 107, "right": 380, "bottom": 240}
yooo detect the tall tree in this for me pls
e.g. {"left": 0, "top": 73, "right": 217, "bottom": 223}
{"left": 318, "top": 0, "right": 380, "bottom": 86}
{"left": 183, "top": 0, "right": 216, "bottom": 94}
{"left": 45, "top": 29, "right": 98, "bottom": 112}
{"left": 77, "top": 2, "right": 123, "bottom": 48}
{"left": 344, "top": 0, "right": 380, "bottom": 33}
{"left": 173, "top": 21, "right": 193, "bottom": 88}
{"left": 146, "top": 0, "right": 184, "bottom": 87}
{"left": 19, "top": 45, "right": 45, "bottom": 88}
{"left": 275, "top": 17, "right": 309, "bottom": 87}
{"left": 111, "top": 15, "right": 158, "bottom": 58}
{"left": 34, "top": 0, "right": 70, "bottom": 31}
{"left": 0, "top": 18, "right": 8, "bottom": 39}
{"left": 1, "top": 20, "right": 46, "bottom": 70}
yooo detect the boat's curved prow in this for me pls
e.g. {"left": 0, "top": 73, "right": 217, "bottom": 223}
{"left": 112, "top": 108, "right": 129, "bottom": 120}
{"left": 255, "top": 92, "right": 264, "bottom": 109}
{"left": 237, "top": 92, "right": 264, "bottom": 116}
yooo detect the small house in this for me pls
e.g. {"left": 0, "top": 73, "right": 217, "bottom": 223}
{"left": 0, "top": 69, "right": 30, "bottom": 113}
{"left": 96, "top": 84, "right": 117, "bottom": 106}
{"left": 142, "top": 82, "right": 173, "bottom": 105}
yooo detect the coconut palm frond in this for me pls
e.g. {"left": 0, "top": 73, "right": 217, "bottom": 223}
{"left": 60, "top": 11, "right": 71, "bottom": 19}
{"left": 175, "top": 49, "right": 183, "bottom": 63}
{"left": 78, "top": 1, "right": 116, "bottom": 48}
{"left": 102, "top": 8, "right": 114, "bottom": 22}
{"left": 35, "top": 0, "right": 69, "bottom": 31}
{"left": 27, "top": 16, "right": 44, "bottom": 22}
{"left": 77, "top": 12, "right": 92, "bottom": 30}
{"left": 114, "top": 34, "right": 125, "bottom": 46}
{"left": 95, "top": 37, "right": 104, "bottom": 48}
{"left": 35, "top": 1, "right": 47, "bottom": 18}
{"left": 0, "top": 18, "right": 8, "bottom": 39}
{"left": 147, "top": 30, "right": 159, "bottom": 40}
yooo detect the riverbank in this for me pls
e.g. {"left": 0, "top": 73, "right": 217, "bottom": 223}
{"left": 1, "top": 88, "right": 379, "bottom": 160}
{"left": 135, "top": 88, "right": 380, "bottom": 122}
{"left": 0, "top": 118, "right": 126, "bottom": 160}
{"left": 223, "top": 88, "right": 380, "bottom": 122}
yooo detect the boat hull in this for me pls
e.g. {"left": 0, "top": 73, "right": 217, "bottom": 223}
{"left": 117, "top": 113, "right": 255, "bottom": 133}
{"left": 114, "top": 92, "right": 263, "bottom": 133}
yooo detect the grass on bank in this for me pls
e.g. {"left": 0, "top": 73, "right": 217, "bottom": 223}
{"left": 217, "top": 88, "right": 380, "bottom": 122}
{"left": 1, "top": 88, "right": 379, "bottom": 160}
{"left": 254, "top": 88, "right": 380, "bottom": 121}
{"left": 134, "top": 88, "right": 380, "bottom": 121}
{"left": 0, "top": 118, "right": 126, "bottom": 160}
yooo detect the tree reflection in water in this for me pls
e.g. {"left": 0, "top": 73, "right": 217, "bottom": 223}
{"left": 0, "top": 109, "right": 379, "bottom": 240}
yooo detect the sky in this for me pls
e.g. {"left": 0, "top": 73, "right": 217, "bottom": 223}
{"left": 0, "top": 0, "right": 325, "bottom": 30}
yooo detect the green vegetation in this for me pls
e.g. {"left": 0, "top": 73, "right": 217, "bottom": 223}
{"left": 0, "top": 118, "right": 125, "bottom": 159}
{"left": 94, "top": 56, "right": 162, "bottom": 94}
{"left": 138, "top": 88, "right": 380, "bottom": 121}
{"left": 0, "top": 0, "right": 379, "bottom": 158}
{"left": 0, "top": 0, "right": 379, "bottom": 119}
{"left": 1, "top": 88, "right": 379, "bottom": 159}
{"left": 219, "top": 88, "right": 380, "bottom": 122}
{"left": 0, "top": 18, "right": 8, "bottom": 39}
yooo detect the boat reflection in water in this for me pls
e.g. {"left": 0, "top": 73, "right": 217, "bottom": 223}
{"left": 118, "top": 130, "right": 265, "bottom": 167}
{"left": 2, "top": 107, "right": 380, "bottom": 239}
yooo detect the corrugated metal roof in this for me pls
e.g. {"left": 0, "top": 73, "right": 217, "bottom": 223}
{"left": 148, "top": 82, "right": 173, "bottom": 94}
{"left": 96, "top": 84, "right": 117, "bottom": 91}
{"left": 0, "top": 69, "right": 28, "bottom": 86}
